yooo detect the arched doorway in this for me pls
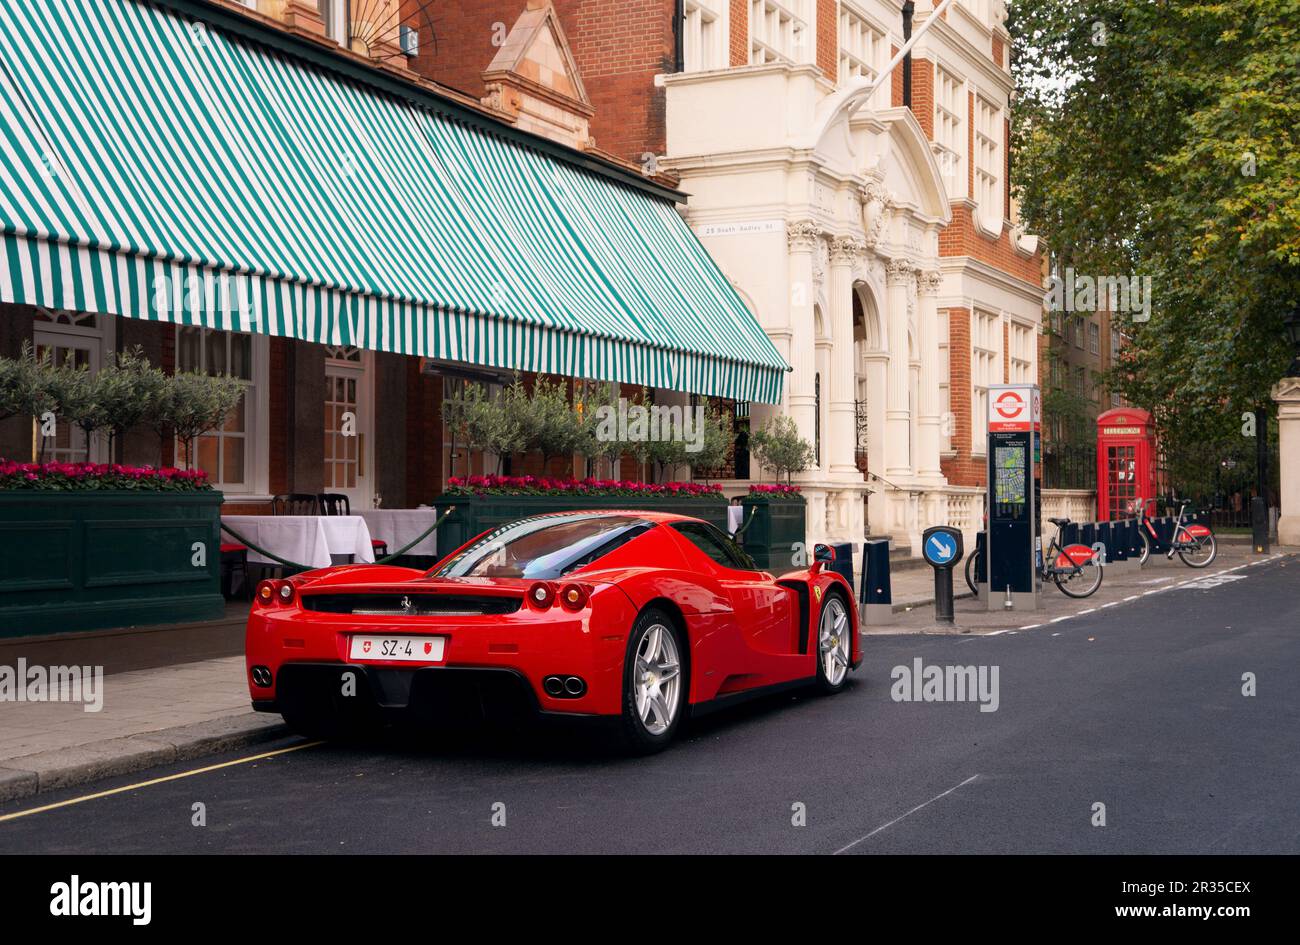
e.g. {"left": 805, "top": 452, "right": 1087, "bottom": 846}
{"left": 852, "top": 284, "right": 886, "bottom": 478}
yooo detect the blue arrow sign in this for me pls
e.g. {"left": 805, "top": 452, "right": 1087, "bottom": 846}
{"left": 925, "top": 532, "right": 957, "bottom": 566}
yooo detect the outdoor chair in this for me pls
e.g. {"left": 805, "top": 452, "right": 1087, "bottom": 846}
{"left": 271, "top": 493, "right": 321, "bottom": 516}
{"left": 318, "top": 492, "right": 388, "bottom": 559}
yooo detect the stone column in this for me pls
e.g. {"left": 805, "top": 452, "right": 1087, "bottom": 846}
{"left": 916, "top": 270, "right": 944, "bottom": 483}
{"left": 1272, "top": 377, "right": 1300, "bottom": 545}
{"left": 786, "top": 220, "right": 820, "bottom": 470}
{"left": 884, "top": 258, "right": 913, "bottom": 479}
{"left": 828, "top": 237, "right": 862, "bottom": 478}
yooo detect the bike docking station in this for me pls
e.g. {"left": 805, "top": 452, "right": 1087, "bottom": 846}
{"left": 985, "top": 384, "right": 1044, "bottom": 612}
{"left": 922, "top": 525, "right": 963, "bottom": 626}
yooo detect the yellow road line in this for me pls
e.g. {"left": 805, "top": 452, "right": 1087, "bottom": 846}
{"left": 0, "top": 740, "right": 322, "bottom": 824}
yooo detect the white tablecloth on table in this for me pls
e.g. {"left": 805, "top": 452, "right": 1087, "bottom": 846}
{"left": 357, "top": 508, "right": 440, "bottom": 557}
{"left": 727, "top": 505, "right": 745, "bottom": 535}
{"left": 222, "top": 515, "right": 375, "bottom": 568}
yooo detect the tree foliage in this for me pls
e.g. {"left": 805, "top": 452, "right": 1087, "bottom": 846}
{"left": 1010, "top": 0, "right": 1300, "bottom": 454}
{"left": 750, "top": 415, "right": 814, "bottom": 483}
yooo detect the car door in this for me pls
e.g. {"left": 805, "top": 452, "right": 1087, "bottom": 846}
{"left": 669, "top": 523, "right": 807, "bottom": 689}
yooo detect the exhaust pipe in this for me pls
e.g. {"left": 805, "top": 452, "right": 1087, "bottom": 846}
{"left": 564, "top": 676, "right": 586, "bottom": 697}
{"left": 543, "top": 676, "right": 565, "bottom": 696}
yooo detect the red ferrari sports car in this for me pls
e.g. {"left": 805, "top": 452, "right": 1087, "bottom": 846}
{"left": 246, "top": 510, "right": 861, "bottom": 752}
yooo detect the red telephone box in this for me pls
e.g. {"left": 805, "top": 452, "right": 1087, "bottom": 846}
{"left": 1096, "top": 408, "right": 1157, "bottom": 520}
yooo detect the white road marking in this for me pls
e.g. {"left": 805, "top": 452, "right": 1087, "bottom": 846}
{"left": 1049, "top": 615, "right": 1072, "bottom": 624}
{"left": 1124, "top": 595, "right": 1140, "bottom": 602}
{"left": 834, "top": 775, "right": 980, "bottom": 855}
{"left": 1077, "top": 608, "right": 1096, "bottom": 615}
{"left": 1018, "top": 624, "right": 1041, "bottom": 630}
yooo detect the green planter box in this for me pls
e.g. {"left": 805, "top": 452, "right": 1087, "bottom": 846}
{"left": 0, "top": 491, "right": 225, "bottom": 638}
{"left": 739, "top": 494, "right": 808, "bottom": 572}
{"left": 434, "top": 493, "right": 730, "bottom": 559}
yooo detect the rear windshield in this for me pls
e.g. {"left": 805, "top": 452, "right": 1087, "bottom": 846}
{"left": 432, "top": 514, "right": 655, "bottom": 580}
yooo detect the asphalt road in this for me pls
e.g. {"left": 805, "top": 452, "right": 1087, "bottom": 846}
{"left": 1, "top": 556, "right": 1296, "bottom": 854}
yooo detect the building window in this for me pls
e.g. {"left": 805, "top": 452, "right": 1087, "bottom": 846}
{"left": 749, "top": 0, "right": 811, "bottom": 65}
{"left": 971, "top": 310, "right": 999, "bottom": 451}
{"left": 938, "top": 310, "right": 952, "bottom": 452}
{"left": 1087, "top": 321, "right": 1100, "bottom": 355}
{"left": 838, "top": 3, "right": 885, "bottom": 91}
{"left": 1072, "top": 316, "right": 1085, "bottom": 348}
{"left": 175, "top": 327, "right": 265, "bottom": 493}
{"left": 683, "top": 0, "right": 726, "bottom": 72}
{"left": 974, "top": 95, "right": 1002, "bottom": 233}
{"left": 319, "top": 0, "right": 349, "bottom": 46}
{"left": 1074, "top": 366, "right": 1087, "bottom": 397}
{"left": 1009, "top": 321, "right": 1033, "bottom": 383}
{"left": 933, "top": 65, "right": 965, "bottom": 195}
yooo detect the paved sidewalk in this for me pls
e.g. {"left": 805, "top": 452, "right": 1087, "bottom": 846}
{"left": 863, "top": 544, "right": 1293, "bottom": 635}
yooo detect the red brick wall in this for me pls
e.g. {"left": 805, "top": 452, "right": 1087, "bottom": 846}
{"left": 405, "top": 359, "right": 443, "bottom": 504}
{"left": 412, "top": 0, "right": 674, "bottom": 165}
{"left": 911, "top": 57, "right": 934, "bottom": 139}
{"left": 729, "top": 0, "right": 747, "bottom": 66}
{"left": 966, "top": 90, "right": 974, "bottom": 199}
{"left": 1002, "top": 320, "right": 1010, "bottom": 383}
{"left": 890, "top": 45, "right": 902, "bottom": 106}
{"left": 940, "top": 306, "right": 984, "bottom": 487}
{"left": 268, "top": 338, "right": 290, "bottom": 499}
{"left": 939, "top": 206, "right": 1042, "bottom": 284}
{"left": 816, "top": 0, "right": 837, "bottom": 81}
{"left": 1004, "top": 116, "right": 1012, "bottom": 220}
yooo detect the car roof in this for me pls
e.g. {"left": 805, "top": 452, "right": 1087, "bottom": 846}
{"left": 519, "top": 509, "right": 703, "bottom": 525}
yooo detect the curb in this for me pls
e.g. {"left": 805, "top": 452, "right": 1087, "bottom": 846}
{"left": 0, "top": 712, "right": 290, "bottom": 804}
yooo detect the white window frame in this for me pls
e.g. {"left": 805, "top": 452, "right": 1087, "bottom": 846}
{"left": 838, "top": 2, "right": 888, "bottom": 108}
{"left": 973, "top": 94, "right": 1003, "bottom": 235}
{"left": 1008, "top": 320, "right": 1034, "bottom": 383}
{"left": 683, "top": 0, "right": 727, "bottom": 73}
{"left": 173, "top": 326, "right": 270, "bottom": 499}
{"left": 318, "top": 0, "right": 349, "bottom": 46}
{"left": 938, "top": 309, "right": 952, "bottom": 453}
{"left": 933, "top": 64, "right": 966, "bottom": 198}
{"left": 1087, "top": 320, "right": 1100, "bottom": 355}
{"left": 971, "top": 309, "right": 999, "bottom": 454}
{"left": 749, "top": 0, "right": 812, "bottom": 66}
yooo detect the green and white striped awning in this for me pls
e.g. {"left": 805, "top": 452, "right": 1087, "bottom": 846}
{"left": 0, "top": 0, "right": 787, "bottom": 403}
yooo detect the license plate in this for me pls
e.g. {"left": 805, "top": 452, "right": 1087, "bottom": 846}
{"left": 348, "top": 634, "right": 445, "bottom": 663}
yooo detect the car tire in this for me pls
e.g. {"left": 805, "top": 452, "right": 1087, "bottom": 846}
{"left": 815, "top": 589, "right": 852, "bottom": 694}
{"left": 617, "top": 607, "right": 687, "bottom": 755}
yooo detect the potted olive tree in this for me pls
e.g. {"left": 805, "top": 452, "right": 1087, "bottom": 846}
{"left": 0, "top": 348, "right": 240, "bottom": 636}
{"left": 739, "top": 416, "right": 813, "bottom": 571}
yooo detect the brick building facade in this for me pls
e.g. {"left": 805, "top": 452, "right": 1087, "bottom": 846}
{"left": 412, "top": 0, "right": 1043, "bottom": 551}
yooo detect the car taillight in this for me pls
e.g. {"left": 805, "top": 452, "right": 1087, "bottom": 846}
{"left": 558, "top": 583, "right": 589, "bottom": 611}
{"left": 528, "top": 581, "right": 556, "bottom": 609}
{"left": 257, "top": 579, "right": 296, "bottom": 606}
{"left": 256, "top": 580, "right": 276, "bottom": 606}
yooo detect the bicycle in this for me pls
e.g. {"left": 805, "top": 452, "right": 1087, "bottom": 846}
{"left": 964, "top": 516, "right": 1103, "bottom": 599}
{"left": 1132, "top": 496, "right": 1217, "bottom": 568}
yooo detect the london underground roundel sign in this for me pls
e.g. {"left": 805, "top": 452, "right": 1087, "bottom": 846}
{"left": 988, "top": 384, "right": 1040, "bottom": 433}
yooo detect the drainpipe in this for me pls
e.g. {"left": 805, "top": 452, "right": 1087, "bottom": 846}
{"left": 859, "top": 0, "right": 957, "bottom": 103}
{"left": 902, "top": 1, "right": 914, "bottom": 108}
{"left": 674, "top": 0, "right": 685, "bottom": 73}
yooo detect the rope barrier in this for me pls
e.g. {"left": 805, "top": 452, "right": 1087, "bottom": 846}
{"left": 730, "top": 506, "right": 757, "bottom": 542}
